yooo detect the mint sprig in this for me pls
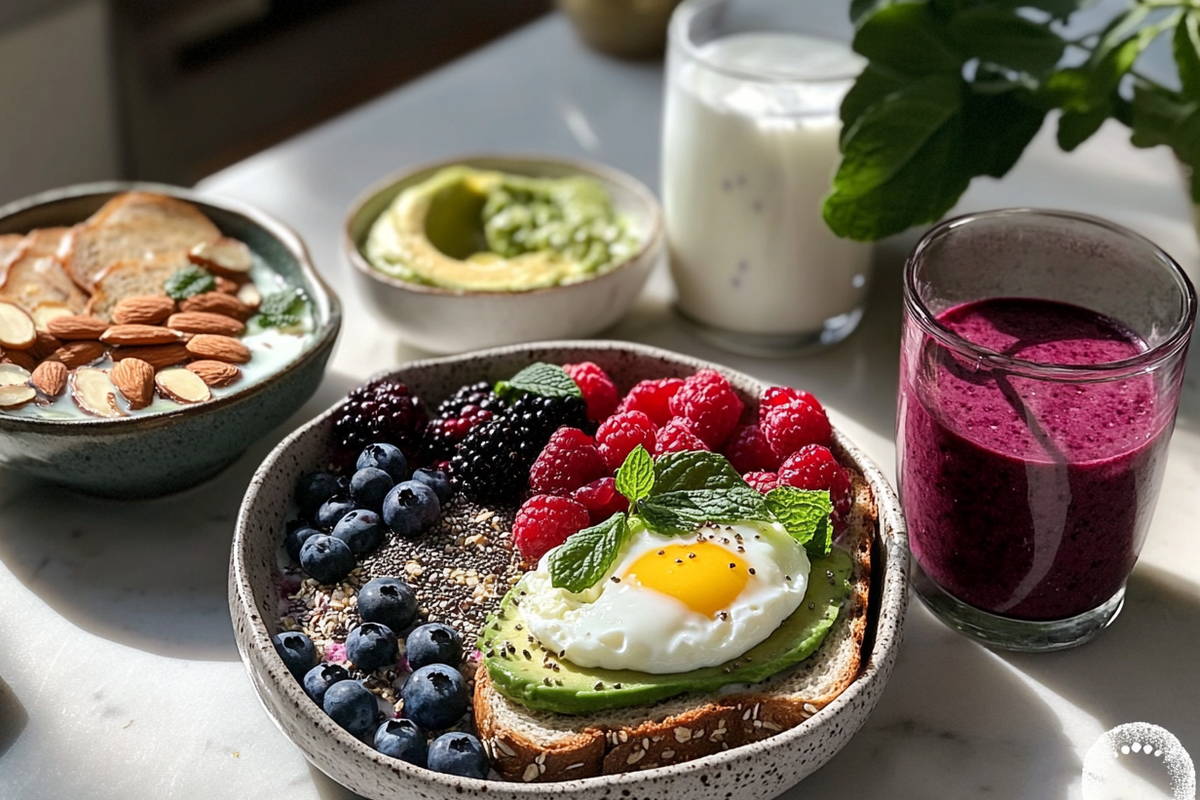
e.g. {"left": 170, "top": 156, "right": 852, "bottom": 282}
{"left": 548, "top": 513, "right": 628, "bottom": 593}
{"left": 638, "top": 487, "right": 769, "bottom": 535}
{"left": 254, "top": 288, "right": 309, "bottom": 330}
{"left": 651, "top": 450, "right": 745, "bottom": 493}
{"left": 766, "top": 487, "right": 834, "bottom": 558}
{"left": 615, "top": 444, "right": 654, "bottom": 504}
{"left": 495, "top": 363, "right": 583, "bottom": 402}
{"left": 164, "top": 265, "right": 216, "bottom": 300}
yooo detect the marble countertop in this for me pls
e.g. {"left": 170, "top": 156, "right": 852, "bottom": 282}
{"left": 2, "top": 9, "right": 1198, "bottom": 800}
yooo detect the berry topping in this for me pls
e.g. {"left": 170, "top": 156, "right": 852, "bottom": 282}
{"left": 759, "top": 386, "right": 827, "bottom": 421}
{"left": 667, "top": 369, "right": 744, "bottom": 449}
{"left": 616, "top": 377, "right": 684, "bottom": 427}
{"left": 411, "top": 467, "right": 452, "bottom": 503}
{"left": 722, "top": 423, "right": 780, "bottom": 473}
{"left": 375, "top": 718, "right": 428, "bottom": 767}
{"left": 332, "top": 377, "right": 428, "bottom": 469}
{"left": 356, "top": 443, "right": 409, "bottom": 481}
{"left": 303, "top": 663, "right": 350, "bottom": 706}
{"left": 571, "top": 476, "right": 630, "bottom": 525}
{"left": 345, "top": 622, "right": 400, "bottom": 672}
{"left": 742, "top": 470, "right": 780, "bottom": 493}
{"left": 295, "top": 471, "right": 340, "bottom": 518}
{"left": 512, "top": 494, "right": 591, "bottom": 561}
{"left": 349, "top": 467, "right": 394, "bottom": 513}
{"left": 323, "top": 680, "right": 380, "bottom": 737}
{"left": 272, "top": 631, "right": 317, "bottom": 680}
{"left": 406, "top": 623, "right": 464, "bottom": 669}
{"left": 761, "top": 395, "right": 833, "bottom": 459}
{"left": 777, "top": 444, "right": 852, "bottom": 532}
{"left": 382, "top": 480, "right": 441, "bottom": 537}
{"left": 284, "top": 525, "right": 322, "bottom": 562}
{"left": 358, "top": 577, "right": 418, "bottom": 633}
{"left": 655, "top": 417, "right": 711, "bottom": 455}
{"left": 595, "top": 410, "right": 657, "bottom": 472}
{"left": 528, "top": 427, "right": 608, "bottom": 496}
{"left": 427, "top": 732, "right": 489, "bottom": 779}
{"left": 331, "top": 509, "right": 386, "bottom": 556}
{"left": 401, "top": 664, "right": 469, "bottom": 732}
{"left": 315, "top": 495, "right": 355, "bottom": 531}
{"left": 563, "top": 361, "right": 619, "bottom": 422}
{"left": 299, "top": 534, "right": 357, "bottom": 584}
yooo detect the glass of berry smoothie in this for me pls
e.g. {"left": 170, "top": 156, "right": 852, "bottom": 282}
{"left": 898, "top": 209, "right": 1195, "bottom": 651}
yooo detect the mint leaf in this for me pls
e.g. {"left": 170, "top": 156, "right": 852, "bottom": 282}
{"left": 839, "top": 64, "right": 912, "bottom": 142}
{"left": 962, "top": 84, "right": 1046, "bottom": 179}
{"left": 1176, "top": 13, "right": 1200, "bottom": 101}
{"left": 164, "top": 265, "right": 216, "bottom": 300}
{"left": 548, "top": 513, "right": 627, "bottom": 593}
{"left": 615, "top": 445, "right": 654, "bottom": 505}
{"left": 852, "top": 4, "right": 961, "bottom": 76}
{"left": 495, "top": 363, "right": 582, "bottom": 402}
{"left": 652, "top": 451, "right": 746, "bottom": 494}
{"left": 254, "top": 288, "right": 308, "bottom": 330}
{"left": 947, "top": 7, "right": 1064, "bottom": 75}
{"left": 638, "top": 487, "right": 769, "bottom": 536}
{"left": 766, "top": 487, "right": 834, "bottom": 557}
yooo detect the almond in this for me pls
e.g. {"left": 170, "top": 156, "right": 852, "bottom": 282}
{"left": 31, "top": 302, "right": 74, "bottom": 331}
{"left": 1, "top": 349, "right": 37, "bottom": 372}
{"left": 0, "top": 301, "right": 37, "bottom": 349}
{"left": 70, "top": 367, "right": 124, "bottom": 418}
{"left": 215, "top": 276, "right": 240, "bottom": 295}
{"left": 48, "top": 340, "right": 106, "bottom": 369}
{"left": 30, "top": 360, "right": 68, "bottom": 397}
{"left": 155, "top": 366, "right": 211, "bottom": 404}
{"left": 110, "top": 343, "right": 191, "bottom": 369}
{"left": 236, "top": 282, "right": 262, "bottom": 310}
{"left": 0, "top": 384, "right": 36, "bottom": 409}
{"left": 112, "top": 295, "right": 175, "bottom": 325}
{"left": 186, "top": 359, "right": 241, "bottom": 388}
{"left": 0, "top": 362, "right": 33, "bottom": 386}
{"left": 185, "top": 334, "right": 250, "bottom": 364}
{"left": 100, "top": 324, "right": 183, "bottom": 347}
{"left": 111, "top": 358, "right": 155, "bottom": 410}
{"left": 48, "top": 314, "right": 109, "bottom": 341}
{"left": 180, "top": 291, "right": 253, "bottom": 321}
{"left": 189, "top": 237, "right": 253, "bottom": 275}
{"left": 167, "top": 311, "right": 245, "bottom": 337}
{"left": 29, "top": 330, "right": 63, "bottom": 360}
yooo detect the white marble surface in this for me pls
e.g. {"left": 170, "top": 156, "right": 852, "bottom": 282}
{"left": 2, "top": 9, "right": 1199, "bottom": 800}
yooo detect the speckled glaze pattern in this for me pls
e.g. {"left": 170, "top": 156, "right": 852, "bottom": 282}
{"left": 0, "top": 182, "right": 342, "bottom": 498}
{"left": 343, "top": 156, "right": 663, "bottom": 354}
{"left": 230, "top": 341, "right": 909, "bottom": 800}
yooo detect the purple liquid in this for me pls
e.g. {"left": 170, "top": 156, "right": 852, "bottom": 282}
{"left": 899, "top": 298, "right": 1173, "bottom": 621}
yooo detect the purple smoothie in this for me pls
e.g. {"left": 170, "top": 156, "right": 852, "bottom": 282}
{"left": 899, "top": 298, "right": 1173, "bottom": 621}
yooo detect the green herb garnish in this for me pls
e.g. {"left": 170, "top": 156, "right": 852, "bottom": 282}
{"left": 548, "top": 513, "right": 629, "bottom": 593}
{"left": 495, "top": 362, "right": 583, "bottom": 402}
{"left": 254, "top": 288, "right": 309, "bottom": 330}
{"left": 164, "top": 265, "right": 216, "bottom": 300}
{"left": 614, "top": 444, "right": 654, "bottom": 505}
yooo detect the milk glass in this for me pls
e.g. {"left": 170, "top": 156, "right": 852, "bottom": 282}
{"left": 662, "top": 0, "right": 870, "bottom": 355}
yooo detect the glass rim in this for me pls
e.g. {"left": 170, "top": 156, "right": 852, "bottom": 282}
{"left": 903, "top": 207, "right": 1198, "bottom": 381}
{"left": 668, "top": 0, "right": 862, "bottom": 85}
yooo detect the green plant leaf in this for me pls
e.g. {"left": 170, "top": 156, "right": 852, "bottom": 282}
{"left": 852, "top": 3, "right": 963, "bottom": 76}
{"left": 1176, "top": 12, "right": 1200, "bottom": 100}
{"left": 948, "top": 7, "right": 1064, "bottom": 75}
{"left": 638, "top": 487, "right": 770, "bottom": 535}
{"left": 253, "top": 288, "right": 309, "bottom": 330}
{"left": 495, "top": 363, "right": 582, "bottom": 402}
{"left": 765, "top": 487, "right": 834, "bottom": 557}
{"left": 962, "top": 86, "right": 1047, "bottom": 177}
{"left": 163, "top": 265, "right": 216, "bottom": 300}
{"left": 850, "top": 0, "right": 894, "bottom": 26}
{"left": 840, "top": 63, "right": 913, "bottom": 141}
{"left": 548, "top": 513, "right": 628, "bottom": 593}
{"left": 651, "top": 451, "right": 746, "bottom": 494}
{"left": 615, "top": 445, "right": 654, "bottom": 505}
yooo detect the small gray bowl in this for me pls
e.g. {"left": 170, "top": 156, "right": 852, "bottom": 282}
{"left": 231, "top": 341, "right": 908, "bottom": 800}
{"left": 0, "top": 182, "right": 341, "bottom": 498}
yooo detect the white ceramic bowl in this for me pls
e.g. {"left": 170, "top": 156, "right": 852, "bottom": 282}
{"left": 230, "top": 341, "right": 908, "bottom": 800}
{"left": 344, "top": 156, "right": 663, "bottom": 354}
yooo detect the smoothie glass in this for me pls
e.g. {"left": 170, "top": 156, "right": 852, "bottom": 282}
{"left": 661, "top": 0, "right": 871, "bottom": 355}
{"left": 898, "top": 209, "right": 1195, "bottom": 651}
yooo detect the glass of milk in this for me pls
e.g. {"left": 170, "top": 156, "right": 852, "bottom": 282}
{"left": 662, "top": 0, "right": 870, "bottom": 354}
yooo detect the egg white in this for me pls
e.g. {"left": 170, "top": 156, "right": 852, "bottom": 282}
{"left": 520, "top": 520, "right": 810, "bottom": 674}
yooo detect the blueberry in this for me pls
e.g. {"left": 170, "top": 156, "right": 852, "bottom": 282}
{"left": 350, "top": 467, "right": 394, "bottom": 512}
{"left": 316, "top": 495, "right": 356, "bottom": 530}
{"left": 411, "top": 468, "right": 452, "bottom": 504}
{"left": 322, "top": 680, "right": 379, "bottom": 737}
{"left": 357, "top": 443, "right": 408, "bottom": 482}
{"left": 427, "top": 732, "right": 489, "bottom": 779}
{"left": 358, "top": 577, "right": 418, "bottom": 633}
{"left": 345, "top": 622, "right": 399, "bottom": 672}
{"left": 299, "top": 534, "right": 356, "bottom": 584}
{"left": 405, "top": 623, "right": 462, "bottom": 669}
{"left": 303, "top": 662, "right": 350, "bottom": 706}
{"left": 374, "top": 718, "right": 428, "bottom": 767}
{"left": 401, "top": 664, "right": 467, "bottom": 731}
{"left": 332, "top": 509, "right": 385, "bottom": 556}
{"left": 285, "top": 525, "right": 322, "bottom": 562}
{"left": 271, "top": 631, "right": 316, "bottom": 680}
{"left": 382, "top": 481, "right": 441, "bottom": 537}
{"left": 295, "top": 471, "right": 341, "bottom": 518}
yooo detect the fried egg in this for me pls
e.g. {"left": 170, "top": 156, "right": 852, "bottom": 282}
{"left": 520, "top": 520, "right": 810, "bottom": 674}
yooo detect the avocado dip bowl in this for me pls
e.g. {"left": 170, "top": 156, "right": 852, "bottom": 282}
{"left": 344, "top": 156, "right": 663, "bottom": 354}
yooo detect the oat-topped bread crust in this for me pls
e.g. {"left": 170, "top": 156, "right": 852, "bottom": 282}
{"left": 474, "top": 469, "right": 877, "bottom": 782}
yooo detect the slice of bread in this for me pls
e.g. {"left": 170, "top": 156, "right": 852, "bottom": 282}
{"left": 85, "top": 251, "right": 189, "bottom": 322}
{"left": 474, "top": 469, "right": 878, "bottom": 782}
{"left": 0, "top": 230, "right": 89, "bottom": 314}
{"left": 64, "top": 192, "right": 220, "bottom": 291}
{"left": 0, "top": 233, "right": 27, "bottom": 272}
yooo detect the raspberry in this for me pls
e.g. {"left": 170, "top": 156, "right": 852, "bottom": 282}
{"left": 512, "top": 494, "right": 591, "bottom": 561}
{"left": 564, "top": 362, "right": 619, "bottom": 422}
{"left": 777, "top": 445, "right": 852, "bottom": 532}
{"left": 667, "top": 369, "right": 744, "bottom": 449}
{"left": 528, "top": 427, "right": 608, "bottom": 496}
{"left": 617, "top": 378, "right": 684, "bottom": 427}
{"left": 655, "top": 417, "right": 710, "bottom": 455}
{"left": 571, "top": 477, "right": 630, "bottom": 525}
{"left": 759, "top": 386, "right": 826, "bottom": 421}
{"left": 595, "top": 410, "right": 657, "bottom": 472}
{"left": 761, "top": 397, "right": 832, "bottom": 460}
{"left": 722, "top": 423, "right": 779, "bottom": 473}
{"left": 743, "top": 471, "right": 779, "bottom": 493}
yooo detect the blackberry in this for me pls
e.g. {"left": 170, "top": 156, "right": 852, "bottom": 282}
{"left": 331, "top": 378, "right": 428, "bottom": 469}
{"left": 434, "top": 381, "right": 502, "bottom": 419}
{"left": 420, "top": 383, "right": 503, "bottom": 463}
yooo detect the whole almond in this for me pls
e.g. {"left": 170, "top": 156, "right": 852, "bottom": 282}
{"left": 110, "top": 343, "right": 191, "bottom": 369}
{"left": 1, "top": 349, "right": 37, "bottom": 372}
{"left": 31, "top": 360, "right": 68, "bottom": 397}
{"left": 185, "top": 334, "right": 250, "bottom": 364}
{"left": 70, "top": 367, "right": 124, "bottom": 418}
{"left": 215, "top": 276, "right": 240, "bottom": 295}
{"left": 29, "top": 330, "right": 63, "bottom": 360}
{"left": 112, "top": 295, "right": 175, "bottom": 325}
{"left": 111, "top": 358, "right": 155, "bottom": 410}
{"left": 155, "top": 367, "right": 211, "bottom": 404}
{"left": 186, "top": 359, "right": 241, "bottom": 388}
{"left": 0, "top": 301, "right": 37, "bottom": 349}
{"left": 47, "top": 314, "right": 110, "bottom": 341}
{"left": 167, "top": 311, "right": 245, "bottom": 337}
{"left": 100, "top": 324, "right": 183, "bottom": 346}
{"left": 180, "top": 291, "right": 253, "bottom": 321}
{"left": 48, "top": 340, "right": 106, "bottom": 368}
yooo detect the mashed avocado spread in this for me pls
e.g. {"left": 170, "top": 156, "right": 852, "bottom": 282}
{"left": 365, "top": 166, "right": 640, "bottom": 292}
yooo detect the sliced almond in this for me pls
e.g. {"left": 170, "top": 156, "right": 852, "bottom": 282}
{"left": 111, "top": 358, "right": 155, "bottom": 410}
{"left": 154, "top": 366, "right": 211, "bottom": 404}
{"left": 236, "top": 282, "right": 261, "bottom": 310}
{"left": 215, "top": 276, "right": 240, "bottom": 295}
{"left": 47, "top": 340, "right": 106, "bottom": 369}
{"left": 167, "top": 311, "right": 245, "bottom": 336}
{"left": 110, "top": 343, "right": 191, "bottom": 369}
{"left": 99, "top": 324, "right": 182, "bottom": 347}
{"left": 185, "top": 333, "right": 250, "bottom": 364}
{"left": 186, "top": 359, "right": 241, "bottom": 388}
{"left": 30, "top": 360, "right": 68, "bottom": 397}
{"left": 31, "top": 302, "right": 74, "bottom": 331}
{"left": 1, "top": 349, "right": 37, "bottom": 372}
{"left": 70, "top": 367, "right": 124, "bottom": 418}
{"left": 112, "top": 295, "right": 176, "bottom": 325}
{"left": 0, "top": 384, "right": 36, "bottom": 409}
{"left": 0, "top": 362, "right": 33, "bottom": 386}
{"left": 0, "top": 302, "right": 37, "bottom": 349}
{"left": 180, "top": 291, "right": 254, "bottom": 321}
{"left": 29, "top": 330, "right": 63, "bottom": 360}
{"left": 47, "top": 314, "right": 110, "bottom": 341}
{"left": 189, "top": 237, "right": 253, "bottom": 275}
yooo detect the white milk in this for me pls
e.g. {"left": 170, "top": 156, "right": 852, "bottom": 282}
{"left": 662, "top": 33, "right": 871, "bottom": 341}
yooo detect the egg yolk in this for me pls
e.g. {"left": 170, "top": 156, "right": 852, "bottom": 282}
{"left": 622, "top": 541, "right": 751, "bottom": 618}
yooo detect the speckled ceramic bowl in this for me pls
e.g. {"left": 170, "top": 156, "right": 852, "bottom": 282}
{"left": 0, "top": 182, "right": 341, "bottom": 498}
{"left": 231, "top": 341, "right": 907, "bottom": 800}
{"left": 344, "top": 156, "right": 663, "bottom": 354}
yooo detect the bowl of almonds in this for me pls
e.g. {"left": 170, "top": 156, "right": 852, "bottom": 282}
{"left": 0, "top": 182, "right": 341, "bottom": 498}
